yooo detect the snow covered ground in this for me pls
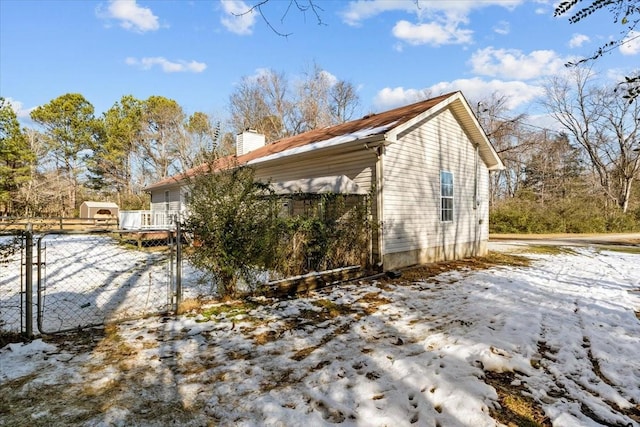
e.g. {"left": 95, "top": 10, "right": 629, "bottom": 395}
{"left": 0, "top": 233, "right": 207, "bottom": 333}
{"left": 1, "top": 245, "right": 639, "bottom": 426}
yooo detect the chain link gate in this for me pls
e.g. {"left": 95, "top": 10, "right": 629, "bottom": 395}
{"left": 1, "top": 225, "right": 183, "bottom": 337}
{"left": 36, "top": 230, "right": 182, "bottom": 334}
{"left": 0, "top": 231, "right": 29, "bottom": 336}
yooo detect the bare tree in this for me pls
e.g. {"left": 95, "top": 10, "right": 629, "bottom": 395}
{"left": 330, "top": 80, "right": 360, "bottom": 123}
{"left": 555, "top": 0, "right": 639, "bottom": 102}
{"left": 229, "top": 69, "right": 290, "bottom": 142}
{"left": 542, "top": 68, "right": 640, "bottom": 212}
{"left": 228, "top": 64, "right": 361, "bottom": 142}
{"left": 475, "top": 94, "right": 529, "bottom": 202}
{"left": 234, "top": 0, "right": 325, "bottom": 37}
{"left": 293, "top": 62, "right": 334, "bottom": 132}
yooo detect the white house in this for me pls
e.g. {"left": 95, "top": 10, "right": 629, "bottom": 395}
{"left": 145, "top": 91, "right": 504, "bottom": 270}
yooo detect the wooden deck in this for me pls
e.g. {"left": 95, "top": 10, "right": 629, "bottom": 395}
{"left": 117, "top": 230, "right": 173, "bottom": 248}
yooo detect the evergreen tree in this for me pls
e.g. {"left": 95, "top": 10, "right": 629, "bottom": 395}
{"left": 88, "top": 95, "right": 143, "bottom": 195}
{"left": 30, "top": 93, "right": 102, "bottom": 215}
{"left": 0, "top": 98, "right": 34, "bottom": 215}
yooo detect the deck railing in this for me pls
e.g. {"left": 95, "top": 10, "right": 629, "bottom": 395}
{"left": 119, "top": 210, "right": 181, "bottom": 230}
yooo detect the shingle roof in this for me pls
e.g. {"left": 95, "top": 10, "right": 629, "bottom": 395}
{"left": 145, "top": 92, "right": 458, "bottom": 191}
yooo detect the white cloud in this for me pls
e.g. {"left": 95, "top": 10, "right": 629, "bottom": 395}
{"left": 100, "top": 0, "right": 160, "bottom": 33}
{"left": 620, "top": 30, "right": 640, "bottom": 55}
{"left": 373, "top": 78, "right": 544, "bottom": 111}
{"left": 3, "top": 97, "right": 34, "bottom": 119}
{"left": 428, "top": 78, "right": 544, "bottom": 110}
{"left": 493, "top": 20, "right": 510, "bottom": 35}
{"left": 373, "top": 87, "right": 433, "bottom": 109}
{"left": 320, "top": 70, "right": 339, "bottom": 87}
{"left": 126, "top": 57, "right": 207, "bottom": 73}
{"left": 340, "top": 0, "right": 419, "bottom": 27}
{"left": 340, "top": 0, "right": 522, "bottom": 26}
{"left": 220, "top": 0, "right": 256, "bottom": 35}
{"left": 533, "top": 0, "right": 551, "bottom": 15}
{"left": 470, "top": 47, "right": 567, "bottom": 80}
{"left": 569, "top": 33, "right": 589, "bottom": 48}
{"left": 392, "top": 20, "right": 473, "bottom": 46}
{"left": 341, "top": 0, "right": 522, "bottom": 47}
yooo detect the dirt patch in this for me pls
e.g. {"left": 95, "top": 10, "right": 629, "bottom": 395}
{"left": 291, "top": 322, "right": 352, "bottom": 361}
{"left": 0, "top": 331, "right": 26, "bottom": 348}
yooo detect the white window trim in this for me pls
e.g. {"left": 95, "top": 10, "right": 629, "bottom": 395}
{"left": 440, "top": 171, "right": 454, "bottom": 222}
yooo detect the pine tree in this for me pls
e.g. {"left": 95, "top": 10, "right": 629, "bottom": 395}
{"left": 0, "top": 98, "right": 35, "bottom": 215}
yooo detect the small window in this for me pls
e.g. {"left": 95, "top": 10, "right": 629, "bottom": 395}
{"left": 164, "top": 190, "right": 170, "bottom": 212}
{"left": 440, "top": 171, "right": 453, "bottom": 222}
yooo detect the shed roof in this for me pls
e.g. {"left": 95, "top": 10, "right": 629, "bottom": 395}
{"left": 145, "top": 91, "right": 503, "bottom": 191}
{"left": 81, "top": 201, "right": 119, "bottom": 208}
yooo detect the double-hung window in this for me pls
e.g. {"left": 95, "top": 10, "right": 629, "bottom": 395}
{"left": 440, "top": 171, "right": 453, "bottom": 222}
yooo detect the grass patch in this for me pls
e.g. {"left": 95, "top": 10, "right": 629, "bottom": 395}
{"left": 176, "top": 298, "right": 204, "bottom": 315}
{"left": 481, "top": 251, "right": 533, "bottom": 267}
{"left": 596, "top": 245, "right": 640, "bottom": 255}
{"left": 312, "top": 299, "right": 356, "bottom": 317}
{"left": 197, "top": 299, "right": 269, "bottom": 322}
{"left": 484, "top": 371, "right": 550, "bottom": 427}
{"left": 392, "top": 252, "right": 533, "bottom": 284}
{"left": 355, "top": 292, "right": 392, "bottom": 314}
{"left": 520, "top": 245, "right": 576, "bottom": 256}
{"left": 254, "top": 330, "right": 280, "bottom": 345}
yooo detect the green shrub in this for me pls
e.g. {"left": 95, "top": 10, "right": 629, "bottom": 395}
{"left": 490, "top": 197, "right": 640, "bottom": 234}
{"left": 184, "top": 165, "right": 372, "bottom": 297}
{"left": 184, "top": 166, "right": 279, "bottom": 297}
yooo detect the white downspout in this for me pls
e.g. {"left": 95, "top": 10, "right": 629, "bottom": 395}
{"left": 473, "top": 144, "right": 480, "bottom": 254}
{"left": 365, "top": 141, "right": 386, "bottom": 269}
{"left": 376, "top": 145, "right": 385, "bottom": 269}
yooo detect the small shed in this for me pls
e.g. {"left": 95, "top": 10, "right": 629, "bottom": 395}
{"left": 80, "top": 201, "right": 119, "bottom": 219}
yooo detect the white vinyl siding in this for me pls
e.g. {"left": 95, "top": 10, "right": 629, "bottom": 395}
{"left": 382, "top": 107, "right": 489, "bottom": 255}
{"left": 150, "top": 186, "right": 182, "bottom": 213}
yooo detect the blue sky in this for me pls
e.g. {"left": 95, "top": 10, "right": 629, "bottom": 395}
{"left": 1, "top": 0, "right": 638, "bottom": 127}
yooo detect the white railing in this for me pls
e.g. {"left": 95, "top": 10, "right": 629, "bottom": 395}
{"left": 119, "top": 210, "right": 181, "bottom": 230}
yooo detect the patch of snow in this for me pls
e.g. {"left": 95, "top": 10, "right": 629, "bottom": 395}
{"left": 1, "top": 246, "right": 639, "bottom": 426}
{"left": 247, "top": 123, "right": 397, "bottom": 165}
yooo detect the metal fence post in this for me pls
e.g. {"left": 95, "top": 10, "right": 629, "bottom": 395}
{"left": 175, "top": 218, "right": 182, "bottom": 310}
{"left": 36, "top": 235, "right": 44, "bottom": 334}
{"left": 169, "top": 229, "right": 174, "bottom": 309}
{"left": 24, "top": 224, "right": 33, "bottom": 339}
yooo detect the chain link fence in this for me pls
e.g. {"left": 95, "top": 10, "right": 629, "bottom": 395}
{"left": 0, "top": 224, "right": 213, "bottom": 337}
{"left": 0, "top": 231, "right": 27, "bottom": 335}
